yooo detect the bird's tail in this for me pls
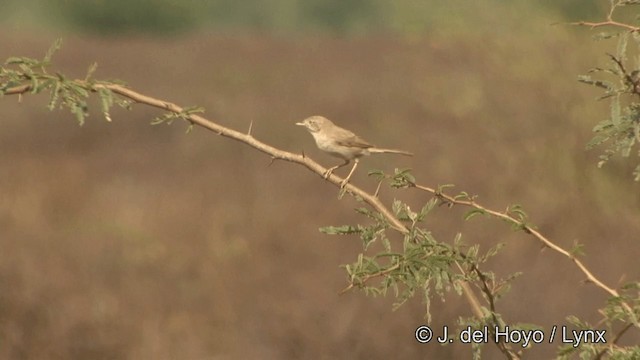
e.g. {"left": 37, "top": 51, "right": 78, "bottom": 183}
{"left": 369, "top": 148, "right": 413, "bottom": 156}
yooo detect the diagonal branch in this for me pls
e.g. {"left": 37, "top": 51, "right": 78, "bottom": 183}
{"left": 409, "top": 181, "right": 640, "bottom": 329}
{"left": 6, "top": 81, "right": 410, "bottom": 233}
{"left": 570, "top": 20, "right": 640, "bottom": 32}
{"left": 5, "top": 80, "right": 521, "bottom": 359}
{"left": 569, "top": 0, "right": 640, "bottom": 33}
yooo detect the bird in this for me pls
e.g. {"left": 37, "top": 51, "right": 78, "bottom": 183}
{"left": 296, "top": 115, "right": 413, "bottom": 187}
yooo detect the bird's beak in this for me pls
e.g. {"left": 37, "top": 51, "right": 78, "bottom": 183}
{"left": 295, "top": 122, "right": 305, "bottom": 126}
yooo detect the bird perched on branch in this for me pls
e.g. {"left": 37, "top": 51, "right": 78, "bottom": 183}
{"left": 296, "top": 115, "right": 413, "bottom": 187}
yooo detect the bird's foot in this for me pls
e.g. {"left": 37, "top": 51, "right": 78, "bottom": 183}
{"left": 323, "top": 168, "right": 335, "bottom": 179}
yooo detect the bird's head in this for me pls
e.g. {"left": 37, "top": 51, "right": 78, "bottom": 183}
{"left": 296, "top": 116, "right": 332, "bottom": 133}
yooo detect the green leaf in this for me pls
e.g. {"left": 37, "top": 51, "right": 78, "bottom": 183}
{"left": 98, "top": 87, "right": 114, "bottom": 122}
{"left": 47, "top": 80, "right": 62, "bottom": 111}
{"left": 592, "top": 120, "right": 614, "bottom": 132}
{"left": 437, "top": 183, "right": 455, "bottom": 192}
{"left": 507, "top": 204, "right": 528, "bottom": 222}
{"left": 390, "top": 168, "right": 415, "bottom": 187}
{"left": 73, "top": 103, "right": 86, "bottom": 125}
{"left": 85, "top": 62, "right": 98, "bottom": 81}
{"left": 453, "top": 191, "right": 471, "bottom": 201}
{"left": 611, "top": 94, "right": 621, "bottom": 126}
{"left": 464, "top": 208, "right": 485, "bottom": 220}
{"left": 569, "top": 240, "right": 586, "bottom": 257}
{"left": 319, "top": 225, "right": 360, "bottom": 235}
{"left": 367, "top": 169, "right": 385, "bottom": 181}
{"left": 592, "top": 32, "right": 619, "bottom": 41}
{"left": 44, "top": 38, "right": 63, "bottom": 63}
{"left": 181, "top": 105, "right": 205, "bottom": 116}
{"left": 355, "top": 207, "right": 379, "bottom": 220}
{"left": 416, "top": 198, "right": 437, "bottom": 221}
{"left": 5, "top": 57, "right": 34, "bottom": 65}
{"left": 381, "top": 236, "right": 391, "bottom": 252}
{"left": 586, "top": 134, "right": 610, "bottom": 149}
{"left": 616, "top": 31, "right": 629, "bottom": 61}
{"left": 68, "top": 83, "right": 89, "bottom": 98}
{"left": 466, "top": 245, "right": 479, "bottom": 259}
{"left": 578, "top": 75, "right": 613, "bottom": 90}
{"left": 479, "top": 242, "right": 504, "bottom": 263}
{"left": 453, "top": 233, "right": 463, "bottom": 248}
{"left": 33, "top": 78, "right": 55, "bottom": 94}
{"left": 29, "top": 77, "right": 39, "bottom": 94}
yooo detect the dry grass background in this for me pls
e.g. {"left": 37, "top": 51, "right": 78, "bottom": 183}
{"left": 1, "top": 20, "right": 639, "bottom": 359}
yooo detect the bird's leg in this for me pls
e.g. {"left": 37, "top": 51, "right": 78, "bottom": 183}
{"left": 324, "top": 159, "right": 350, "bottom": 179}
{"left": 340, "top": 158, "right": 360, "bottom": 188}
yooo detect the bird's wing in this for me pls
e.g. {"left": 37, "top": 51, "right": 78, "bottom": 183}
{"left": 329, "top": 125, "right": 372, "bottom": 148}
{"left": 336, "top": 133, "right": 373, "bottom": 149}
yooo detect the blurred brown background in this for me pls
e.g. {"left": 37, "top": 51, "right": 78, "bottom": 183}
{"left": 1, "top": 1, "right": 639, "bottom": 359}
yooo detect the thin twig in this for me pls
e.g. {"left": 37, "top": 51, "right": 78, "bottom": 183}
{"left": 594, "top": 322, "right": 634, "bottom": 360}
{"left": 410, "top": 181, "right": 640, "bottom": 329}
{"left": 2, "top": 81, "right": 539, "bottom": 360}
{"left": 570, "top": 20, "right": 640, "bottom": 32}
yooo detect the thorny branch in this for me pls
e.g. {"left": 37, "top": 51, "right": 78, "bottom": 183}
{"left": 570, "top": 0, "right": 640, "bottom": 33}
{"left": 3, "top": 80, "right": 522, "bottom": 359}
{"left": 408, "top": 181, "right": 639, "bottom": 328}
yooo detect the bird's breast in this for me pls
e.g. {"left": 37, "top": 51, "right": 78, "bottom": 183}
{"left": 311, "top": 133, "right": 366, "bottom": 160}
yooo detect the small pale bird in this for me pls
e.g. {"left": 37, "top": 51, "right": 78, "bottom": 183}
{"left": 296, "top": 115, "right": 413, "bottom": 187}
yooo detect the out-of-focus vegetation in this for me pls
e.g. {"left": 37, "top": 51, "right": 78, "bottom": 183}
{"left": 3, "top": 0, "right": 607, "bottom": 35}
